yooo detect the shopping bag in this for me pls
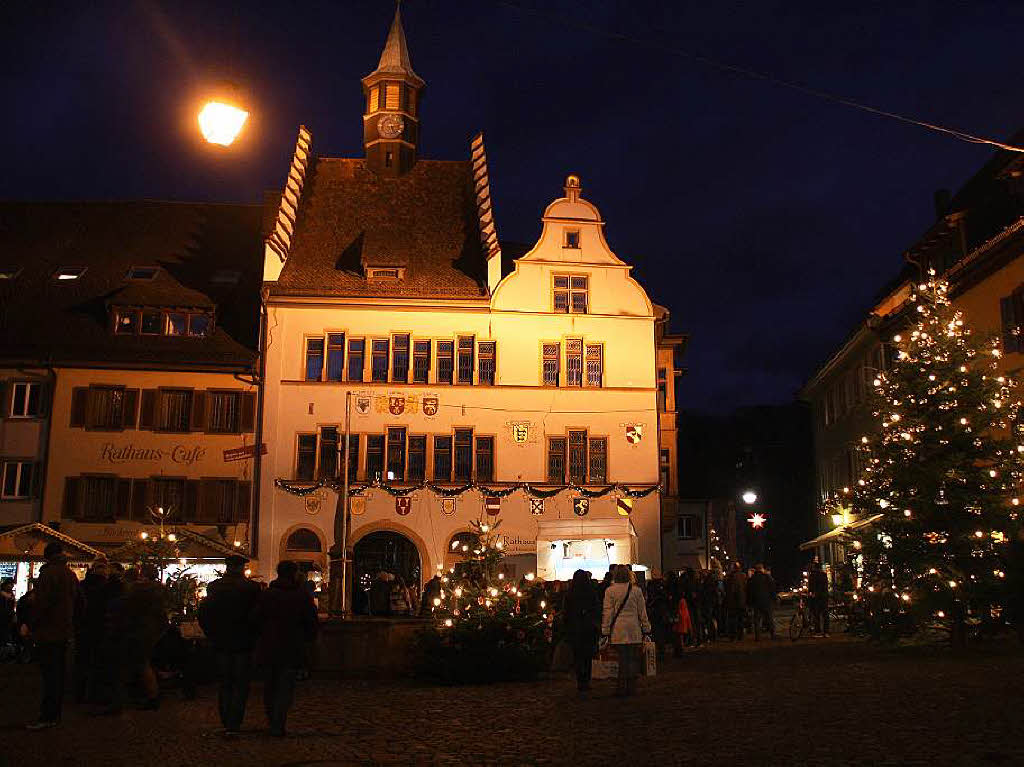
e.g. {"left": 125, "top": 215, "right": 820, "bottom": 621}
{"left": 642, "top": 639, "right": 657, "bottom": 677}
{"left": 591, "top": 646, "right": 618, "bottom": 679}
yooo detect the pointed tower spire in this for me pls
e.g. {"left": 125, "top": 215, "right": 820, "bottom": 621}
{"left": 362, "top": 4, "right": 425, "bottom": 176}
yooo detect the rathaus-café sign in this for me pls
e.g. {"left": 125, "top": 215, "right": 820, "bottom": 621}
{"left": 101, "top": 442, "right": 206, "bottom": 466}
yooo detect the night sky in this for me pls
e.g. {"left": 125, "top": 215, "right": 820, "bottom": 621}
{"left": 3, "top": 1, "right": 1022, "bottom": 412}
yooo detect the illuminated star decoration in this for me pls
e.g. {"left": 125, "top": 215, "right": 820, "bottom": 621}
{"left": 747, "top": 513, "right": 767, "bottom": 529}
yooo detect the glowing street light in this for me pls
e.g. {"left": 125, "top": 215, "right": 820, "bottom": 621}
{"left": 198, "top": 100, "right": 249, "bottom": 146}
{"left": 741, "top": 490, "right": 758, "bottom": 505}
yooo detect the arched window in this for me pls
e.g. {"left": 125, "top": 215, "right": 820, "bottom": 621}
{"left": 285, "top": 528, "right": 322, "bottom": 553}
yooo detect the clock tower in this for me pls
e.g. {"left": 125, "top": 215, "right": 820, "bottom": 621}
{"left": 362, "top": 5, "right": 424, "bottom": 177}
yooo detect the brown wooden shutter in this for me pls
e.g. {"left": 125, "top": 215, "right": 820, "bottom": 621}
{"left": 0, "top": 381, "right": 7, "bottom": 419}
{"left": 240, "top": 392, "right": 256, "bottom": 433}
{"left": 31, "top": 461, "right": 42, "bottom": 497}
{"left": 37, "top": 383, "right": 52, "bottom": 419}
{"left": 131, "top": 479, "right": 149, "bottom": 521}
{"left": 63, "top": 477, "right": 80, "bottom": 519}
{"left": 115, "top": 478, "right": 132, "bottom": 519}
{"left": 139, "top": 389, "right": 157, "bottom": 429}
{"left": 184, "top": 479, "right": 201, "bottom": 522}
{"left": 190, "top": 391, "right": 206, "bottom": 431}
{"left": 70, "top": 387, "right": 89, "bottom": 427}
{"left": 200, "top": 479, "right": 219, "bottom": 524}
{"left": 122, "top": 389, "right": 140, "bottom": 428}
{"left": 235, "top": 480, "right": 252, "bottom": 524}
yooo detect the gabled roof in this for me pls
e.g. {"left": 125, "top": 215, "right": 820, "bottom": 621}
{"left": 0, "top": 200, "right": 265, "bottom": 370}
{"left": 269, "top": 158, "right": 487, "bottom": 300}
{"left": 0, "top": 523, "right": 103, "bottom": 560}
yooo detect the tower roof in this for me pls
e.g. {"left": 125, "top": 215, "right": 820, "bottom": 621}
{"left": 365, "top": 6, "right": 424, "bottom": 87}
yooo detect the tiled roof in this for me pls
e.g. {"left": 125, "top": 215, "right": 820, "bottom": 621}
{"left": 0, "top": 200, "right": 264, "bottom": 370}
{"left": 270, "top": 158, "right": 488, "bottom": 300}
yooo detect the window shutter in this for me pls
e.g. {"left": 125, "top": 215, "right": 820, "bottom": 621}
{"left": 70, "top": 387, "right": 88, "bottom": 427}
{"left": 236, "top": 480, "right": 252, "bottom": 524}
{"left": 122, "top": 388, "right": 140, "bottom": 428}
{"left": 115, "top": 478, "right": 132, "bottom": 519}
{"left": 37, "top": 383, "right": 52, "bottom": 418}
{"left": 1001, "top": 297, "right": 1018, "bottom": 353}
{"left": 190, "top": 391, "right": 207, "bottom": 431}
{"left": 139, "top": 390, "right": 157, "bottom": 429}
{"left": 30, "top": 461, "right": 42, "bottom": 497}
{"left": 63, "top": 477, "right": 80, "bottom": 519}
{"left": 184, "top": 480, "right": 201, "bottom": 522}
{"left": 131, "top": 479, "right": 149, "bottom": 521}
{"left": 0, "top": 381, "right": 7, "bottom": 418}
{"left": 200, "top": 479, "right": 220, "bottom": 524}
{"left": 240, "top": 392, "right": 256, "bottom": 433}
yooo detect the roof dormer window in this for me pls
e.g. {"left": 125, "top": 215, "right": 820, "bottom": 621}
{"left": 127, "top": 266, "right": 159, "bottom": 281}
{"left": 367, "top": 267, "right": 404, "bottom": 282}
{"left": 210, "top": 269, "right": 241, "bottom": 285}
{"left": 54, "top": 266, "right": 86, "bottom": 281}
{"left": 564, "top": 229, "right": 580, "bottom": 249}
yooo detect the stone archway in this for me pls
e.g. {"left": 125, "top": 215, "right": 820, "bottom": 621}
{"left": 351, "top": 529, "right": 422, "bottom": 616}
{"left": 279, "top": 523, "right": 327, "bottom": 573}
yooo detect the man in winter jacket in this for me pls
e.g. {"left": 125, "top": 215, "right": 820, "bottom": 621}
{"left": 747, "top": 564, "right": 777, "bottom": 640}
{"left": 254, "top": 560, "right": 319, "bottom": 736}
{"left": 724, "top": 562, "right": 748, "bottom": 641}
{"left": 199, "top": 554, "right": 261, "bottom": 735}
{"left": 808, "top": 561, "right": 830, "bottom": 636}
{"left": 26, "top": 541, "right": 81, "bottom": 729}
{"left": 105, "top": 563, "right": 167, "bottom": 713}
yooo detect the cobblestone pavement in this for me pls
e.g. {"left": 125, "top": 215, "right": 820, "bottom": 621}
{"left": 2, "top": 635, "right": 1023, "bottom": 767}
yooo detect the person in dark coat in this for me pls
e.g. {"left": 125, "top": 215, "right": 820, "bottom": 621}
{"left": 199, "top": 554, "right": 261, "bottom": 735}
{"left": 808, "top": 561, "right": 830, "bottom": 636}
{"left": 724, "top": 561, "right": 747, "bottom": 641}
{"left": 368, "top": 571, "right": 392, "bottom": 616}
{"left": 254, "top": 560, "right": 319, "bottom": 737}
{"left": 105, "top": 563, "right": 167, "bottom": 713}
{"left": 74, "top": 556, "right": 110, "bottom": 702}
{"left": 16, "top": 579, "right": 38, "bottom": 663}
{"left": 563, "top": 569, "right": 601, "bottom": 693}
{"left": 26, "top": 542, "right": 81, "bottom": 729}
{"left": 644, "top": 578, "right": 674, "bottom": 660}
{"left": 0, "top": 577, "right": 15, "bottom": 660}
{"left": 419, "top": 574, "right": 442, "bottom": 616}
{"left": 747, "top": 563, "right": 777, "bottom": 640}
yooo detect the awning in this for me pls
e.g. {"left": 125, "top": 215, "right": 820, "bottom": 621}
{"left": 104, "top": 528, "right": 243, "bottom": 561}
{"left": 536, "top": 517, "right": 638, "bottom": 541}
{"left": 0, "top": 523, "right": 104, "bottom": 561}
{"left": 799, "top": 513, "right": 884, "bottom": 551}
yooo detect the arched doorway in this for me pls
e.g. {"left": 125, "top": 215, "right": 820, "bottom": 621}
{"left": 352, "top": 530, "right": 421, "bottom": 616}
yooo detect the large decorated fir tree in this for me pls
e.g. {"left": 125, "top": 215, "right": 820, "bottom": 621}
{"left": 851, "top": 275, "right": 1022, "bottom": 627}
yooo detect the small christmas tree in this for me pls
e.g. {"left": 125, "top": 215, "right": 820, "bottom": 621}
{"left": 852, "top": 275, "right": 1021, "bottom": 630}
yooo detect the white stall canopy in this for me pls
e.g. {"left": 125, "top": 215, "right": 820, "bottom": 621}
{"left": 536, "top": 517, "right": 639, "bottom": 581}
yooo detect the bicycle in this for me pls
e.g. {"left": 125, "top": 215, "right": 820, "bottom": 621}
{"left": 789, "top": 595, "right": 812, "bottom": 641}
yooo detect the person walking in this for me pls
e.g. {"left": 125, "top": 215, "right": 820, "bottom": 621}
{"left": 199, "top": 554, "right": 261, "bottom": 736}
{"left": 601, "top": 566, "right": 651, "bottom": 697}
{"left": 563, "top": 569, "right": 601, "bottom": 694}
{"left": 724, "top": 561, "right": 748, "bottom": 641}
{"left": 747, "top": 563, "right": 777, "bottom": 640}
{"left": 105, "top": 563, "right": 167, "bottom": 713}
{"left": 25, "top": 542, "right": 81, "bottom": 730}
{"left": 254, "top": 560, "right": 319, "bottom": 737}
{"left": 808, "top": 561, "right": 830, "bottom": 637}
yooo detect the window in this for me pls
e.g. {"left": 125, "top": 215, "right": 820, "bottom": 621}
{"left": 660, "top": 449, "right": 670, "bottom": 493}
{"left": 433, "top": 436, "right": 452, "bottom": 481}
{"left": 345, "top": 434, "right": 360, "bottom": 483}
{"left": 386, "top": 427, "right": 407, "bottom": 481}
{"left": 657, "top": 368, "right": 667, "bottom": 411}
{"left": 348, "top": 339, "right": 365, "bottom": 382}
{"left": 476, "top": 436, "right": 494, "bottom": 482}
{"left": 566, "top": 339, "right": 583, "bottom": 387}
{"left": 457, "top": 337, "right": 474, "bottom": 384}
{"left": 408, "top": 436, "right": 426, "bottom": 481}
{"left": 678, "top": 514, "right": 697, "bottom": 540}
{"left": 188, "top": 313, "right": 211, "bottom": 337}
{"left": 371, "top": 340, "right": 389, "bottom": 382}
{"left": 554, "top": 275, "right": 588, "bottom": 314}
{"left": 437, "top": 341, "right": 454, "bottom": 385}
{"left": 210, "top": 269, "right": 241, "bottom": 285}
{"left": 319, "top": 427, "right": 339, "bottom": 479}
{"left": 413, "top": 341, "right": 431, "bottom": 383}
{"left": 366, "top": 435, "right": 385, "bottom": 481}
{"left": 158, "top": 389, "right": 193, "bottom": 432}
{"left": 151, "top": 478, "right": 186, "bottom": 519}
{"left": 165, "top": 312, "right": 187, "bottom": 336}
{"left": 547, "top": 438, "right": 566, "bottom": 483}
{"left": 127, "top": 266, "right": 159, "bottom": 280}
{"left": 201, "top": 479, "right": 241, "bottom": 523}
{"left": 478, "top": 342, "right": 496, "bottom": 385}
{"left": 82, "top": 476, "right": 116, "bottom": 521}
{"left": 296, "top": 434, "right": 317, "bottom": 480}
{"left": 385, "top": 82, "right": 400, "bottom": 110}
{"left": 454, "top": 428, "right": 473, "bottom": 481}
{"left": 87, "top": 386, "right": 125, "bottom": 429}
{"left": 54, "top": 266, "right": 86, "bottom": 281}
{"left": 1, "top": 461, "right": 33, "bottom": 498}
{"left": 305, "top": 338, "right": 324, "bottom": 381}
{"left": 141, "top": 310, "right": 162, "bottom": 335}
{"left": 208, "top": 391, "right": 240, "bottom": 433}
{"left": 367, "top": 268, "right": 403, "bottom": 281}
{"left": 586, "top": 344, "right": 603, "bottom": 387}
{"left": 542, "top": 343, "right": 560, "bottom": 386}
{"left": 568, "top": 430, "right": 587, "bottom": 484}
{"left": 286, "top": 528, "right": 322, "bottom": 552}
{"left": 367, "top": 85, "right": 379, "bottom": 113}
{"left": 114, "top": 310, "right": 137, "bottom": 335}
{"left": 564, "top": 229, "right": 580, "bottom": 249}
{"left": 392, "top": 335, "right": 410, "bottom": 383}
{"left": 589, "top": 438, "right": 607, "bottom": 484}
{"left": 10, "top": 382, "right": 42, "bottom": 418}
{"left": 1000, "top": 287, "right": 1024, "bottom": 354}
{"left": 326, "top": 334, "right": 345, "bottom": 381}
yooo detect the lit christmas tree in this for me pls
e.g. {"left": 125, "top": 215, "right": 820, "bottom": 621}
{"left": 852, "top": 274, "right": 1021, "bottom": 630}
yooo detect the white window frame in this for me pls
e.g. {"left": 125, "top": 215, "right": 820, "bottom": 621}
{"left": 1, "top": 461, "right": 33, "bottom": 499}
{"left": 10, "top": 381, "right": 41, "bottom": 418}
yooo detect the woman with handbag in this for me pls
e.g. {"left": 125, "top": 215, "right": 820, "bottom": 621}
{"left": 600, "top": 566, "right": 652, "bottom": 697}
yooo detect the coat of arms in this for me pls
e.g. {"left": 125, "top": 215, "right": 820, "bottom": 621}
{"left": 616, "top": 497, "right": 634, "bottom": 517}
{"left": 511, "top": 423, "right": 529, "bottom": 443}
{"left": 303, "top": 494, "right": 322, "bottom": 516}
{"left": 440, "top": 497, "right": 457, "bottom": 516}
{"left": 389, "top": 395, "right": 406, "bottom": 416}
{"left": 355, "top": 396, "right": 371, "bottom": 415}
{"left": 625, "top": 424, "right": 644, "bottom": 445}
{"left": 529, "top": 498, "right": 544, "bottom": 516}
{"left": 422, "top": 396, "right": 439, "bottom": 417}
{"left": 350, "top": 496, "right": 366, "bottom": 517}
{"left": 484, "top": 496, "right": 501, "bottom": 516}
{"left": 573, "top": 497, "right": 590, "bottom": 517}
{"left": 396, "top": 496, "right": 412, "bottom": 516}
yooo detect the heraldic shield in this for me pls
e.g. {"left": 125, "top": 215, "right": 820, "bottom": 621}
{"left": 625, "top": 424, "right": 644, "bottom": 444}
{"left": 529, "top": 498, "right": 544, "bottom": 516}
{"left": 422, "top": 396, "right": 439, "bottom": 417}
{"left": 395, "top": 497, "right": 412, "bottom": 516}
{"left": 573, "top": 497, "right": 590, "bottom": 517}
{"left": 389, "top": 395, "right": 406, "bottom": 416}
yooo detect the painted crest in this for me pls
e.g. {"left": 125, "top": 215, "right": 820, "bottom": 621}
{"left": 389, "top": 395, "right": 406, "bottom": 416}
{"left": 625, "top": 424, "right": 644, "bottom": 444}
{"left": 573, "top": 497, "right": 590, "bottom": 517}
{"left": 529, "top": 498, "right": 544, "bottom": 516}
{"left": 422, "top": 396, "right": 439, "bottom": 417}
{"left": 484, "top": 496, "right": 501, "bottom": 516}
{"left": 404, "top": 395, "right": 419, "bottom": 415}
{"left": 440, "top": 497, "right": 457, "bottom": 516}
{"left": 303, "top": 494, "right": 321, "bottom": 516}
{"left": 396, "top": 496, "right": 412, "bottom": 516}
{"left": 616, "top": 497, "right": 634, "bottom": 517}
{"left": 355, "top": 396, "right": 371, "bottom": 415}
{"left": 350, "top": 496, "right": 366, "bottom": 517}
{"left": 511, "top": 423, "right": 529, "bottom": 443}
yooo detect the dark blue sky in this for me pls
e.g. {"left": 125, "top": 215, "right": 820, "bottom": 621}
{"left": 3, "top": 0, "right": 1022, "bottom": 411}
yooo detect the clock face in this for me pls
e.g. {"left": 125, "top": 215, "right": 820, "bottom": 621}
{"left": 377, "top": 113, "right": 405, "bottom": 139}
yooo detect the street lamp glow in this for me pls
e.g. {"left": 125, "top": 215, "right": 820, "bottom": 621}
{"left": 741, "top": 490, "right": 758, "bottom": 505}
{"left": 747, "top": 513, "right": 767, "bottom": 529}
{"left": 198, "top": 101, "right": 249, "bottom": 146}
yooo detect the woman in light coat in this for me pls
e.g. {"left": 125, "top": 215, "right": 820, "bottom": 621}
{"left": 601, "top": 566, "right": 652, "bottom": 696}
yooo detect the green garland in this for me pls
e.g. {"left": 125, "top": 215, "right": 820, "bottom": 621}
{"left": 274, "top": 477, "right": 660, "bottom": 500}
